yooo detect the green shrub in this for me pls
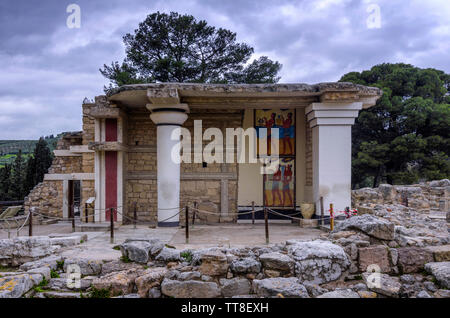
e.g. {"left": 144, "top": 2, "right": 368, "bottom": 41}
{"left": 120, "top": 255, "right": 131, "bottom": 263}
{"left": 89, "top": 287, "right": 111, "bottom": 298}
{"left": 180, "top": 251, "right": 193, "bottom": 263}
{"left": 50, "top": 269, "right": 60, "bottom": 278}
{"left": 33, "top": 277, "right": 49, "bottom": 292}
{"left": 56, "top": 260, "right": 65, "bottom": 271}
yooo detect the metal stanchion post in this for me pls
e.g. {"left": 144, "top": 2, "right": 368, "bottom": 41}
{"left": 134, "top": 202, "right": 137, "bottom": 229}
{"left": 185, "top": 206, "right": 189, "bottom": 244}
{"left": 28, "top": 208, "right": 33, "bottom": 237}
{"left": 110, "top": 208, "right": 114, "bottom": 244}
{"left": 320, "top": 196, "right": 324, "bottom": 226}
{"left": 85, "top": 203, "right": 88, "bottom": 223}
{"left": 252, "top": 201, "right": 255, "bottom": 225}
{"left": 192, "top": 201, "right": 197, "bottom": 227}
{"left": 71, "top": 204, "right": 75, "bottom": 232}
{"left": 264, "top": 207, "right": 269, "bottom": 244}
{"left": 330, "top": 203, "right": 334, "bottom": 231}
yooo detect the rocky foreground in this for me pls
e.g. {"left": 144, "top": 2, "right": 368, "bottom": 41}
{"left": 1, "top": 202, "right": 449, "bottom": 298}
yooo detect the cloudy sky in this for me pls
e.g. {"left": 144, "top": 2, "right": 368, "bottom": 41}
{"left": 0, "top": 0, "right": 449, "bottom": 139}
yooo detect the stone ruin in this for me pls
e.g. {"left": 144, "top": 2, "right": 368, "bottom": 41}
{"left": 1, "top": 179, "right": 449, "bottom": 298}
{"left": 352, "top": 179, "right": 450, "bottom": 213}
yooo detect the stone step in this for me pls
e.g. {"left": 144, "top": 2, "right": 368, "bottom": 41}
{"left": 39, "top": 219, "right": 59, "bottom": 225}
{"left": 41, "top": 291, "right": 82, "bottom": 298}
{"left": 75, "top": 222, "right": 120, "bottom": 232}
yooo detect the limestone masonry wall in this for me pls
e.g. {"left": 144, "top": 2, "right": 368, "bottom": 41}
{"left": 23, "top": 180, "right": 63, "bottom": 218}
{"left": 80, "top": 102, "right": 96, "bottom": 217}
{"left": 352, "top": 179, "right": 450, "bottom": 212}
{"left": 24, "top": 132, "right": 84, "bottom": 217}
{"left": 125, "top": 109, "right": 243, "bottom": 224}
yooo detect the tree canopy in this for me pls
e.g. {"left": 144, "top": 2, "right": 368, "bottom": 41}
{"left": 340, "top": 63, "right": 450, "bottom": 188}
{"left": 100, "top": 12, "right": 282, "bottom": 91}
{"left": 0, "top": 137, "right": 53, "bottom": 201}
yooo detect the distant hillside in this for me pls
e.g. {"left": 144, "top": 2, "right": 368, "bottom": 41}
{"left": 0, "top": 135, "right": 59, "bottom": 168}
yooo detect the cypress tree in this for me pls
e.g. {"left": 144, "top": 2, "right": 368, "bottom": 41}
{"left": 8, "top": 150, "right": 26, "bottom": 200}
{"left": 25, "top": 155, "right": 36, "bottom": 194}
{"left": 0, "top": 164, "right": 11, "bottom": 201}
{"left": 33, "top": 137, "right": 53, "bottom": 185}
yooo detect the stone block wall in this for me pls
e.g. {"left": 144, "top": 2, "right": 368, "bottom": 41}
{"left": 79, "top": 102, "right": 97, "bottom": 217}
{"left": 23, "top": 180, "right": 63, "bottom": 217}
{"left": 126, "top": 179, "right": 158, "bottom": 223}
{"left": 47, "top": 156, "right": 82, "bottom": 174}
{"left": 82, "top": 102, "right": 96, "bottom": 146}
{"left": 352, "top": 179, "right": 450, "bottom": 212}
{"left": 124, "top": 109, "right": 243, "bottom": 224}
{"left": 24, "top": 132, "right": 84, "bottom": 217}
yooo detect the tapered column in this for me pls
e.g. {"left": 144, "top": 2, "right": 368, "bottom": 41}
{"left": 306, "top": 102, "right": 362, "bottom": 215}
{"left": 149, "top": 108, "right": 188, "bottom": 227}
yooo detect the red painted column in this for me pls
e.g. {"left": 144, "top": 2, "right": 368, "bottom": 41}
{"left": 105, "top": 118, "right": 118, "bottom": 221}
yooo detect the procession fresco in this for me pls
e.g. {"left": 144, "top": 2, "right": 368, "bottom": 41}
{"left": 263, "top": 158, "right": 295, "bottom": 207}
{"left": 255, "top": 109, "right": 295, "bottom": 156}
{"left": 256, "top": 109, "right": 295, "bottom": 208}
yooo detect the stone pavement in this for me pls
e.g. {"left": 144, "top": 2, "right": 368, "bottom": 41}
{"left": 1, "top": 222, "right": 324, "bottom": 262}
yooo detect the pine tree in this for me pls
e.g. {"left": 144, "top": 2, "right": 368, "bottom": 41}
{"left": 100, "top": 12, "right": 281, "bottom": 91}
{"left": 340, "top": 63, "right": 450, "bottom": 188}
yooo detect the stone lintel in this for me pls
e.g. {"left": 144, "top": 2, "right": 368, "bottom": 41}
{"left": 111, "top": 82, "right": 382, "bottom": 97}
{"left": 107, "top": 83, "right": 382, "bottom": 109}
{"left": 44, "top": 173, "right": 95, "bottom": 181}
{"left": 319, "top": 91, "right": 359, "bottom": 103}
{"left": 88, "top": 141, "right": 128, "bottom": 152}
{"left": 147, "top": 87, "right": 180, "bottom": 104}
{"left": 69, "top": 145, "right": 94, "bottom": 153}
{"left": 90, "top": 107, "right": 125, "bottom": 118}
{"left": 53, "top": 150, "right": 82, "bottom": 157}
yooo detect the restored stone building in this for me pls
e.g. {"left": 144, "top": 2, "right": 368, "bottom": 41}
{"left": 25, "top": 83, "right": 381, "bottom": 226}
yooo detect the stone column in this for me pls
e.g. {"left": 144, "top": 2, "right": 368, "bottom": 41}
{"left": 306, "top": 102, "right": 362, "bottom": 215}
{"left": 148, "top": 107, "right": 188, "bottom": 227}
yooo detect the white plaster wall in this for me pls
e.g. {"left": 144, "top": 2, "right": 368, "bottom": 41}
{"left": 295, "top": 108, "right": 306, "bottom": 205}
{"left": 313, "top": 124, "right": 352, "bottom": 215}
{"left": 237, "top": 109, "right": 263, "bottom": 206}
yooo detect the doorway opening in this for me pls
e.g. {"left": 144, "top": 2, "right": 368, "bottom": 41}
{"left": 68, "top": 180, "right": 81, "bottom": 219}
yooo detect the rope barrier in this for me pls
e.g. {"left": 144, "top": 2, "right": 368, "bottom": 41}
{"left": 265, "top": 207, "right": 358, "bottom": 222}
{"left": 0, "top": 212, "right": 30, "bottom": 237}
{"left": 114, "top": 206, "right": 184, "bottom": 225}
{"left": 16, "top": 211, "right": 30, "bottom": 233}
{"left": 7, "top": 202, "right": 358, "bottom": 241}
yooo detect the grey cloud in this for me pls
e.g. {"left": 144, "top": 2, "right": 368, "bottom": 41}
{"left": 0, "top": 0, "right": 448, "bottom": 138}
